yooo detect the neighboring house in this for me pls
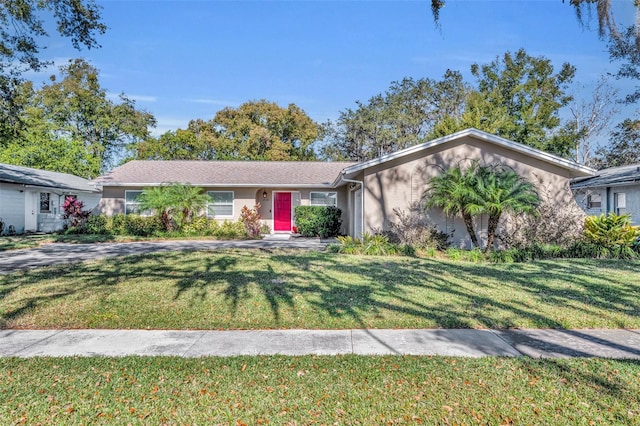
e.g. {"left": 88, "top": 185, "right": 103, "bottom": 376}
{"left": 93, "top": 128, "right": 595, "bottom": 247}
{"left": 0, "top": 163, "right": 102, "bottom": 234}
{"left": 571, "top": 163, "right": 640, "bottom": 225}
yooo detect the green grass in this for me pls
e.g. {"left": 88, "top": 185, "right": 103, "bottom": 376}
{"left": 0, "top": 235, "right": 55, "bottom": 251}
{"left": 1, "top": 356, "right": 639, "bottom": 424}
{"left": 2, "top": 250, "right": 639, "bottom": 329}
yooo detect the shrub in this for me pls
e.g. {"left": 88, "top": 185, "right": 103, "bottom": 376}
{"left": 362, "top": 233, "right": 398, "bottom": 256}
{"left": 294, "top": 206, "right": 342, "bottom": 238}
{"left": 334, "top": 235, "right": 362, "bottom": 255}
{"left": 100, "top": 214, "right": 162, "bottom": 237}
{"left": 214, "top": 220, "right": 248, "bottom": 239}
{"left": 182, "top": 216, "right": 214, "bottom": 236}
{"left": 498, "top": 186, "right": 586, "bottom": 249}
{"left": 61, "top": 196, "right": 91, "bottom": 230}
{"left": 583, "top": 213, "right": 640, "bottom": 249}
{"left": 123, "top": 215, "right": 163, "bottom": 236}
{"left": 333, "top": 233, "right": 413, "bottom": 256}
{"left": 107, "top": 214, "right": 128, "bottom": 235}
{"left": 240, "top": 204, "right": 262, "bottom": 238}
{"left": 382, "top": 204, "right": 451, "bottom": 250}
{"left": 85, "top": 214, "right": 108, "bottom": 234}
{"left": 260, "top": 223, "right": 272, "bottom": 235}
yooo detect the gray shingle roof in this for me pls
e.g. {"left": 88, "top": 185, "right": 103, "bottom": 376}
{"left": 571, "top": 163, "right": 640, "bottom": 189}
{"left": 94, "top": 160, "right": 356, "bottom": 187}
{"left": 0, "top": 163, "right": 100, "bottom": 193}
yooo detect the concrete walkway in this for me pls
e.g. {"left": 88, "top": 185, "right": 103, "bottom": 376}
{"left": 0, "top": 238, "right": 329, "bottom": 274}
{"left": 2, "top": 329, "right": 639, "bottom": 359}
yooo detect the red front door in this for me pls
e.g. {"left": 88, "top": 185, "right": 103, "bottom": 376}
{"left": 274, "top": 192, "right": 292, "bottom": 232}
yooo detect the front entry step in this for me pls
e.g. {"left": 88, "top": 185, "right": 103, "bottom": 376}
{"left": 263, "top": 233, "right": 291, "bottom": 241}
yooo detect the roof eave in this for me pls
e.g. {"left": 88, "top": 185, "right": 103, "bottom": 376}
{"left": 341, "top": 128, "right": 596, "bottom": 177}
{"left": 98, "top": 182, "right": 338, "bottom": 188}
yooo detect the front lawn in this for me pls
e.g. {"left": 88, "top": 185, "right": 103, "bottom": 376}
{"left": 1, "top": 356, "right": 638, "bottom": 424}
{"left": 1, "top": 250, "right": 639, "bottom": 329}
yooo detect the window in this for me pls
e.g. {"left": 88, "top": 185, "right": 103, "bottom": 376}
{"left": 587, "top": 193, "right": 602, "bottom": 209}
{"left": 207, "top": 191, "right": 234, "bottom": 217}
{"left": 39, "top": 193, "right": 51, "bottom": 213}
{"left": 310, "top": 191, "right": 337, "bottom": 207}
{"left": 614, "top": 192, "right": 626, "bottom": 215}
{"left": 125, "top": 191, "right": 143, "bottom": 215}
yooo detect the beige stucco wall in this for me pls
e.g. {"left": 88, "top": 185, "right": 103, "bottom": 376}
{"left": 360, "top": 135, "right": 584, "bottom": 248}
{"left": 96, "top": 185, "right": 350, "bottom": 234}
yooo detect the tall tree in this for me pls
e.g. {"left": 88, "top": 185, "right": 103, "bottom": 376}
{"left": 323, "top": 70, "right": 469, "bottom": 161}
{"left": 446, "top": 49, "right": 576, "bottom": 156}
{"left": 566, "top": 77, "right": 619, "bottom": 165}
{"left": 0, "top": 59, "right": 155, "bottom": 177}
{"left": 0, "top": 0, "right": 106, "bottom": 140}
{"left": 134, "top": 128, "right": 212, "bottom": 161}
{"left": 431, "top": 1, "right": 640, "bottom": 105}
{"left": 211, "top": 100, "right": 321, "bottom": 161}
{"left": 133, "top": 100, "right": 322, "bottom": 161}
{"left": 609, "top": 24, "right": 640, "bottom": 104}
{"left": 594, "top": 119, "right": 640, "bottom": 168}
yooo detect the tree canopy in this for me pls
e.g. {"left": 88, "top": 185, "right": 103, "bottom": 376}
{"left": 322, "top": 70, "right": 468, "bottom": 161}
{"left": 436, "top": 49, "right": 576, "bottom": 157}
{"left": 133, "top": 100, "right": 322, "bottom": 161}
{"left": 0, "top": 59, "right": 155, "bottom": 178}
{"left": 0, "top": 0, "right": 106, "bottom": 138}
{"left": 322, "top": 49, "right": 577, "bottom": 161}
{"left": 594, "top": 119, "right": 640, "bottom": 168}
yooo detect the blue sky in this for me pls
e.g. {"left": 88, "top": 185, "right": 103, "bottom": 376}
{"left": 35, "top": 0, "right": 637, "bottom": 136}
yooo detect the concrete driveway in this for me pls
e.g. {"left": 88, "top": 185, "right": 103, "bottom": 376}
{"left": 0, "top": 239, "right": 329, "bottom": 274}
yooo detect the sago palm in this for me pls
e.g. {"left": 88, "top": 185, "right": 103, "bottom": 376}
{"left": 423, "top": 162, "right": 482, "bottom": 248}
{"left": 473, "top": 166, "right": 539, "bottom": 252}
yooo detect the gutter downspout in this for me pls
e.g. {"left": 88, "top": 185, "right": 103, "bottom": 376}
{"left": 341, "top": 174, "right": 364, "bottom": 239}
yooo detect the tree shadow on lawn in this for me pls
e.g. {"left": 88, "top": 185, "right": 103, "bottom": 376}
{"left": 1, "top": 250, "right": 639, "bottom": 333}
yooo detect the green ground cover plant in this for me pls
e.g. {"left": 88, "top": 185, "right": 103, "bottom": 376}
{"left": 1, "top": 250, "right": 638, "bottom": 329}
{"left": 1, "top": 356, "right": 638, "bottom": 424}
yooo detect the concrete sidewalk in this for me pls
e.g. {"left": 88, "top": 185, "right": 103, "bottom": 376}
{"left": 2, "top": 329, "right": 639, "bottom": 358}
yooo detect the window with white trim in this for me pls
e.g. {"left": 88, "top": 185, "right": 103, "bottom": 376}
{"left": 614, "top": 192, "right": 627, "bottom": 215}
{"left": 207, "top": 191, "right": 234, "bottom": 217}
{"left": 125, "top": 190, "right": 143, "bottom": 215}
{"left": 310, "top": 191, "right": 337, "bottom": 207}
{"left": 39, "top": 193, "right": 51, "bottom": 213}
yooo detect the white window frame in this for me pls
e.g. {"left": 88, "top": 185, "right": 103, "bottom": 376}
{"left": 207, "top": 191, "right": 234, "bottom": 218}
{"left": 309, "top": 191, "right": 338, "bottom": 207}
{"left": 125, "top": 190, "right": 145, "bottom": 215}
{"left": 39, "top": 192, "right": 51, "bottom": 213}
{"left": 614, "top": 192, "right": 627, "bottom": 215}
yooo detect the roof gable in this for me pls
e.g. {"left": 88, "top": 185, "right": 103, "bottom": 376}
{"left": 338, "top": 128, "right": 595, "bottom": 180}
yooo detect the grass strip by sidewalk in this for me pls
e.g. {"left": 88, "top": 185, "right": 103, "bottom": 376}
{"left": 1, "top": 356, "right": 639, "bottom": 424}
{"left": 1, "top": 250, "right": 639, "bottom": 329}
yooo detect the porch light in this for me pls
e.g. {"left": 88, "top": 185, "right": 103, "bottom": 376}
{"left": 262, "top": 191, "right": 268, "bottom": 199}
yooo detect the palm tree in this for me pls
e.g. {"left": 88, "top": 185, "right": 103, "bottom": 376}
{"left": 423, "top": 161, "right": 483, "bottom": 248}
{"left": 170, "top": 183, "right": 210, "bottom": 229}
{"left": 474, "top": 166, "right": 539, "bottom": 252}
{"left": 138, "top": 183, "right": 210, "bottom": 231}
